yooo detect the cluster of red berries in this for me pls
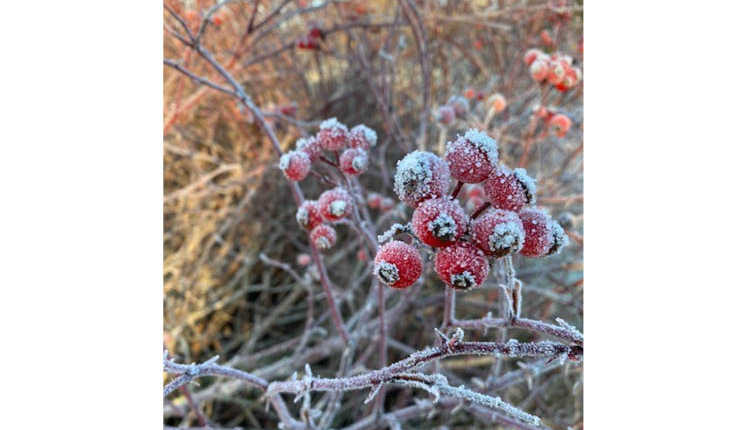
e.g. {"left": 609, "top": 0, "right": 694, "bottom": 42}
{"left": 524, "top": 48, "right": 582, "bottom": 92}
{"left": 436, "top": 92, "right": 507, "bottom": 127}
{"left": 279, "top": 117, "right": 377, "bottom": 182}
{"left": 281, "top": 119, "right": 377, "bottom": 251}
{"left": 297, "top": 25, "right": 323, "bottom": 50}
{"left": 374, "top": 129, "right": 568, "bottom": 291}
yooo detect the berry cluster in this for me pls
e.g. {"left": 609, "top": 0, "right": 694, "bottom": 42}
{"left": 281, "top": 118, "right": 378, "bottom": 252}
{"left": 524, "top": 48, "right": 582, "bottom": 92}
{"left": 435, "top": 91, "right": 507, "bottom": 127}
{"left": 374, "top": 129, "right": 568, "bottom": 292}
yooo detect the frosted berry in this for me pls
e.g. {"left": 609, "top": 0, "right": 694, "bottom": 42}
{"left": 411, "top": 197, "right": 469, "bottom": 248}
{"left": 483, "top": 166, "right": 537, "bottom": 212}
{"left": 394, "top": 151, "right": 451, "bottom": 207}
{"left": 548, "top": 113, "right": 571, "bottom": 137}
{"left": 379, "top": 197, "right": 395, "bottom": 211}
{"left": 487, "top": 93, "right": 507, "bottom": 112}
{"left": 296, "top": 200, "right": 324, "bottom": 230}
{"left": 349, "top": 124, "right": 377, "bottom": 150}
{"left": 435, "top": 242, "right": 489, "bottom": 291}
{"left": 367, "top": 192, "right": 382, "bottom": 209}
{"left": 310, "top": 224, "right": 337, "bottom": 251}
{"left": 339, "top": 148, "right": 369, "bottom": 176}
{"left": 318, "top": 187, "right": 353, "bottom": 221}
{"left": 530, "top": 59, "right": 549, "bottom": 82}
{"left": 296, "top": 253, "right": 311, "bottom": 266}
{"left": 448, "top": 95, "right": 470, "bottom": 119}
{"left": 436, "top": 105, "right": 456, "bottom": 126}
{"left": 373, "top": 240, "right": 423, "bottom": 289}
{"left": 279, "top": 150, "right": 311, "bottom": 181}
{"left": 445, "top": 129, "right": 499, "bottom": 183}
{"left": 471, "top": 208, "right": 525, "bottom": 257}
{"left": 317, "top": 118, "right": 349, "bottom": 151}
{"left": 547, "top": 60, "right": 566, "bottom": 85}
{"left": 519, "top": 207, "right": 569, "bottom": 257}
{"left": 523, "top": 48, "right": 544, "bottom": 66}
{"left": 296, "top": 136, "right": 321, "bottom": 162}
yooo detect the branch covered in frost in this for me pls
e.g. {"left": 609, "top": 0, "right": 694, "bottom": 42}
{"left": 163, "top": 353, "right": 269, "bottom": 397}
{"left": 452, "top": 316, "right": 583, "bottom": 345}
{"left": 265, "top": 329, "right": 579, "bottom": 416}
{"left": 377, "top": 222, "right": 413, "bottom": 244}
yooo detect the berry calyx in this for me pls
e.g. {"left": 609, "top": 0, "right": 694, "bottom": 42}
{"left": 373, "top": 240, "right": 423, "bottom": 289}
{"left": 483, "top": 166, "right": 537, "bottom": 212}
{"left": 393, "top": 151, "right": 451, "bottom": 207}
{"left": 296, "top": 200, "right": 324, "bottom": 230}
{"left": 518, "top": 207, "right": 569, "bottom": 257}
{"left": 339, "top": 148, "right": 369, "bottom": 176}
{"left": 411, "top": 197, "right": 469, "bottom": 248}
{"left": 310, "top": 224, "right": 337, "bottom": 251}
{"left": 317, "top": 118, "right": 349, "bottom": 151}
{"left": 435, "top": 242, "right": 489, "bottom": 291}
{"left": 279, "top": 150, "right": 311, "bottom": 181}
{"left": 318, "top": 187, "right": 354, "bottom": 221}
{"left": 349, "top": 124, "right": 377, "bottom": 150}
{"left": 470, "top": 208, "right": 525, "bottom": 257}
{"left": 445, "top": 129, "right": 499, "bottom": 183}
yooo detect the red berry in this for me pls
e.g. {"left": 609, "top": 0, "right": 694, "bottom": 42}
{"left": 519, "top": 208, "right": 568, "bottom": 257}
{"left": 464, "top": 88, "right": 476, "bottom": 99}
{"left": 317, "top": 118, "right": 349, "bottom": 151}
{"left": 446, "top": 129, "right": 499, "bottom": 183}
{"left": 296, "top": 253, "right": 311, "bottom": 266}
{"left": 483, "top": 166, "right": 537, "bottom": 212}
{"left": 296, "top": 200, "right": 324, "bottom": 230}
{"left": 339, "top": 148, "right": 368, "bottom": 176}
{"left": 487, "top": 93, "right": 507, "bottom": 112}
{"left": 436, "top": 105, "right": 455, "bottom": 126}
{"left": 308, "top": 27, "right": 322, "bottom": 39}
{"left": 211, "top": 13, "right": 224, "bottom": 26}
{"left": 541, "top": 30, "right": 553, "bottom": 46}
{"left": 548, "top": 114, "right": 571, "bottom": 137}
{"left": 412, "top": 197, "right": 468, "bottom": 248}
{"left": 318, "top": 187, "right": 353, "bottom": 221}
{"left": 523, "top": 48, "right": 543, "bottom": 66}
{"left": 379, "top": 197, "right": 395, "bottom": 211}
{"left": 373, "top": 240, "right": 423, "bottom": 289}
{"left": 448, "top": 96, "right": 469, "bottom": 119}
{"left": 367, "top": 192, "right": 382, "bottom": 209}
{"left": 393, "top": 151, "right": 451, "bottom": 207}
{"left": 349, "top": 124, "right": 377, "bottom": 150}
{"left": 530, "top": 59, "right": 550, "bottom": 82}
{"left": 435, "top": 242, "right": 489, "bottom": 291}
{"left": 295, "top": 136, "right": 321, "bottom": 162}
{"left": 547, "top": 60, "right": 566, "bottom": 85}
{"left": 310, "top": 224, "right": 337, "bottom": 251}
{"left": 471, "top": 208, "right": 525, "bottom": 257}
{"left": 279, "top": 150, "right": 311, "bottom": 181}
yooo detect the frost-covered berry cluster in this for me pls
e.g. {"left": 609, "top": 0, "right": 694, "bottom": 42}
{"left": 374, "top": 129, "right": 569, "bottom": 292}
{"left": 284, "top": 119, "right": 379, "bottom": 252}
{"left": 524, "top": 48, "right": 582, "bottom": 92}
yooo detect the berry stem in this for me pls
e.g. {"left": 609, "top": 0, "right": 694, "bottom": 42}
{"left": 470, "top": 201, "right": 491, "bottom": 219}
{"left": 441, "top": 284, "right": 455, "bottom": 329}
{"left": 375, "top": 280, "right": 387, "bottom": 413}
{"left": 451, "top": 181, "right": 464, "bottom": 199}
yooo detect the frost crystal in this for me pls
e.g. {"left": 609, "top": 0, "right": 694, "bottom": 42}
{"left": 546, "top": 219, "right": 569, "bottom": 255}
{"left": 513, "top": 168, "right": 537, "bottom": 205}
{"left": 351, "top": 124, "right": 377, "bottom": 147}
{"left": 329, "top": 200, "right": 347, "bottom": 217}
{"left": 377, "top": 223, "right": 411, "bottom": 244}
{"left": 296, "top": 207, "right": 309, "bottom": 227}
{"left": 319, "top": 117, "right": 347, "bottom": 133}
{"left": 463, "top": 129, "right": 499, "bottom": 165}
{"left": 374, "top": 261, "right": 399, "bottom": 285}
{"left": 428, "top": 212, "right": 458, "bottom": 241}
{"left": 316, "top": 237, "right": 331, "bottom": 250}
{"left": 279, "top": 153, "right": 291, "bottom": 170}
{"left": 450, "top": 271, "right": 477, "bottom": 290}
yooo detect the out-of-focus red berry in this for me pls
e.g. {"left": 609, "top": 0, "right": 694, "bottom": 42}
{"left": 279, "top": 151, "right": 311, "bottom": 181}
{"left": 464, "top": 88, "right": 476, "bottom": 100}
{"left": 436, "top": 105, "right": 456, "bottom": 126}
{"left": 548, "top": 114, "right": 572, "bottom": 137}
{"left": 310, "top": 224, "right": 337, "bottom": 251}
